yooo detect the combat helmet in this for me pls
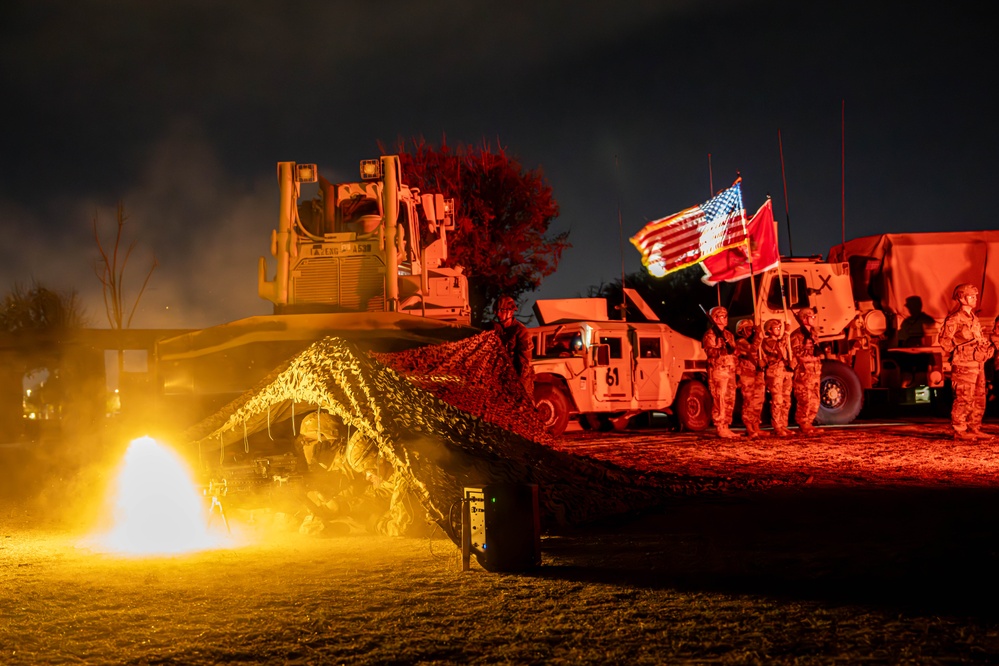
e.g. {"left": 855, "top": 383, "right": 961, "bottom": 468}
{"left": 797, "top": 306, "right": 817, "bottom": 318}
{"left": 345, "top": 432, "right": 381, "bottom": 474}
{"left": 952, "top": 283, "right": 979, "bottom": 301}
{"left": 736, "top": 319, "right": 755, "bottom": 337}
{"left": 496, "top": 295, "right": 517, "bottom": 312}
{"left": 763, "top": 319, "right": 784, "bottom": 335}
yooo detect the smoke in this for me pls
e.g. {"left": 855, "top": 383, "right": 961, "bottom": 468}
{"left": 0, "top": 121, "right": 276, "bottom": 329}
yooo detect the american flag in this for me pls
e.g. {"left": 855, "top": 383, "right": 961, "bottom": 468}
{"left": 700, "top": 198, "right": 779, "bottom": 285}
{"left": 630, "top": 181, "right": 746, "bottom": 278}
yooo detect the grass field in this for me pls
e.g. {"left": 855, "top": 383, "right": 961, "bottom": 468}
{"left": 3, "top": 422, "right": 999, "bottom": 664}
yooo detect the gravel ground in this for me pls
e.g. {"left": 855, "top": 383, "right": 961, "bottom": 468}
{"left": 2, "top": 419, "right": 999, "bottom": 664}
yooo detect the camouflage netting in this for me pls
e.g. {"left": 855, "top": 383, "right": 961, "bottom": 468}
{"left": 370, "top": 331, "right": 556, "bottom": 448}
{"left": 184, "top": 334, "right": 689, "bottom": 542}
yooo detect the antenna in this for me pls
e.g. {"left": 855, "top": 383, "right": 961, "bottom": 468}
{"left": 841, "top": 99, "right": 846, "bottom": 245}
{"left": 778, "top": 129, "right": 794, "bottom": 257}
{"left": 616, "top": 155, "right": 626, "bottom": 320}
{"left": 708, "top": 152, "right": 714, "bottom": 196}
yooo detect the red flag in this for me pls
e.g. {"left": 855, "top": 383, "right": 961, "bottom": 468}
{"left": 630, "top": 181, "right": 745, "bottom": 277}
{"left": 700, "top": 198, "right": 778, "bottom": 285}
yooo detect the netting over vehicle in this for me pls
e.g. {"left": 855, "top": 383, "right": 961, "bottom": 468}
{"left": 184, "top": 333, "right": 692, "bottom": 541}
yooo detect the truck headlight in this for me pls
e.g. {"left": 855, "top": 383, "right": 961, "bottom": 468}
{"left": 863, "top": 310, "right": 887, "bottom": 336}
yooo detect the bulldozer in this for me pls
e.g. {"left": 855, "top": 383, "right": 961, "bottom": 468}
{"left": 154, "top": 155, "right": 477, "bottom": 427}
{"left": 259, "top": 157, "right": 470, "bottom": 323}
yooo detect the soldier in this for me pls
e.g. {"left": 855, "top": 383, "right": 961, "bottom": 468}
{"left": 939, "top": 283, "right": 993, "bottom": 440}
{"left": 790, "top": 307, "right": 823, "bottom": 436}
{"left": 735, "top": 319, "right": 767, "bottom": 438}
{"left": 493, "top": 295, "right": 535, "bottom": 398}
{"left": 702, "top": 306, "right": 739, "bottom": 439}
{"left": 761, "top": 319, "right": 794, "bottom": 438}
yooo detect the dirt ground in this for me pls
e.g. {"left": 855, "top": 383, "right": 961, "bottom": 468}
{"left": 3, "top": 419, "right": 999, "bottom": 664}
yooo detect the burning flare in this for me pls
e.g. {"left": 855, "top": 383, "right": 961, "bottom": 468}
{"left": 89, "top": 436, "right": 233, "bottom": 555}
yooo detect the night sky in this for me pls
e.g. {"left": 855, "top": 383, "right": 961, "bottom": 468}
{"left": 2, "top": 1, "right": 994, "bottom": 329}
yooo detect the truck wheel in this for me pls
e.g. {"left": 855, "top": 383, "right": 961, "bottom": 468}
{"left": 817, "top": 360, "right": 863, "bottom": 425}
{"left": 534, "top": 384, "right": 571, "bottom": 436}
{"left": 675, "top": 380, "right": 710, "bottom": 431}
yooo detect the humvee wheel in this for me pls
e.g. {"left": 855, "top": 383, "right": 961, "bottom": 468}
{"left": 534, "top": 384, "right": 571, "bottom": 436}
{"left": 675, "top": 380, "right": 711, "bottom": 431}
{"left": 817, "top": 360, "right": 863, "bottom": 425}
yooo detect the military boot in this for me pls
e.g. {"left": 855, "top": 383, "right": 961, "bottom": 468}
{"left": 717, "top": 426, "right": 740, "bottom": 439}
{"left": 967, "top": 428, "right": 993, "bottom": 441}
{"left": 774, "top": 427, "right": 793, "bottom": 438}
{"left": 954, "top": 429, "right": 978, "bottom": 441}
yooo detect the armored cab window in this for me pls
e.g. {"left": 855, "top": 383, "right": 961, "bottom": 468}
{"left": 545, "top": 331, "right": 578, "bottom": 357}
{"left": 297, "top": 198, "right": 325, "bottom": 236}
{"left": 767, "top": 275, "right": 810, "bottom": 310}
{"left": 638, "top": 337, "right": 662, "bottom": 358}
{"left": 340, "top": 197, "right": 381, "bottom": 234}
{"left": 598, "top": 336, "right": 623, "bottom": 359}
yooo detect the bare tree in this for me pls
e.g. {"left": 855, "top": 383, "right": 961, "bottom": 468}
{"left": 93, "top": 201, "right": 157, "bottom": 330}
{"left": 93, "top": 202, "right": 157, "bottom": 395}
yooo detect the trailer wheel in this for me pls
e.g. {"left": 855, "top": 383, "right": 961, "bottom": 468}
{"left": 675, "top": 380, "right": 711, "bottom": 431}
{"left": 534, "top": 384, "right": 571, "bottom": 436}
{"left": 817, "top": 360, "right": 863, "bottom": 425}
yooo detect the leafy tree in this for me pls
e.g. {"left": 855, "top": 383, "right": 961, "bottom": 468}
{"left": 0, "top": 281, "right": 87, "bottom": 436}
{"left": 0, "top": 280, "right": 87, "bottom": 336}
{"left": 390, "top": 138, "right": 570, "bottom": 327}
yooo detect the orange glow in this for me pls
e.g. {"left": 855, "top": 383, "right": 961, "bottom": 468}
{"left": 88, "top": 436, "right": 235, "bottom": 556}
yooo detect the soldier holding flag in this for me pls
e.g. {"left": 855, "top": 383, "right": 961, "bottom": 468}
{"left": 735, "top": 319, "right": 767, "bottom": 438}
{"left": 790, "top": 307, "right": 823, "bottom": 437}
{"left": 761, "top": 319, "right": 794, "bottom": 438}
{"left": 702, "top": 306, "right": 739, "bottom": 439}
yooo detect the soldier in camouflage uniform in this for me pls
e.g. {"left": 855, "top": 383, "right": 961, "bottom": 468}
{"left": 939, "top": 283, "right": 994, "bottom": 440}
{"left": 494, "top": 295, "right": 536, "bottom": 398}
{"left": 735, "top": 319, "right": 768, "bottom": 438}
{"left": 790, "top": 307, "right": 823, "bottom": 436}
{"left": 702, "top": 306, "right": 739, "bottom": 439}
{"left": 761, "top": 319, "right": 794, "bottom": 438}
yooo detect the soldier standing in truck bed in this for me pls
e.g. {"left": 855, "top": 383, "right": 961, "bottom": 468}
{"left": 702, "top": 306, "right": 739, "bottom": 439}
{"left": 735, "top": 319, "right": 767, "bottom": 439}
{"left": 761, "top": 319, "right": 794, "bottom": 438}
{"left": 939, "top": 283, "right": 993, "bottom": 440}
{"left": 790, "top": 307, "right": 822, "bottom": 436}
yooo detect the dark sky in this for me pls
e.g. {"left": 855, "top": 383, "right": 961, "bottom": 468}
{"left": 2, "top": 1, "right": 995, "bottom": 328}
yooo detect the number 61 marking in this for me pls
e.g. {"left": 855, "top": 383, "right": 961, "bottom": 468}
{"left": 605, "top": 368, "right": 619, "bottom": 386}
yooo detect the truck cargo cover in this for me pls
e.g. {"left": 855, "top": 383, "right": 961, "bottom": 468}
{"left": 827, "top": 231, "right": 999, "bottom": 323}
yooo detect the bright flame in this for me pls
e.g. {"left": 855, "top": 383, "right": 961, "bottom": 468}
{"left": 89, "top": 436, "right": 233, "bottom": 555}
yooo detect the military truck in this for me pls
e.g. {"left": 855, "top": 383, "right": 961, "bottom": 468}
{"left": 726, "top": 231, "right": 999, "bottom": 424}
{"left": 529, "top": 289, "right": 709, "bottom": 436}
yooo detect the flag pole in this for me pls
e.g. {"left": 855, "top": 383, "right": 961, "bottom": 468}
{"left": 770, "top": 207, "right": 794, "bottom": 361}
{"left": 736, "top": 175, "right": 758, "bottom": 326}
